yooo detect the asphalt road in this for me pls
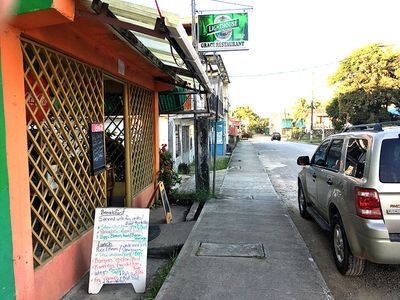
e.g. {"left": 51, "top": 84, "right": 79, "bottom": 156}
{"left": 252, "top": 135, "right": 400, "bottom": 300}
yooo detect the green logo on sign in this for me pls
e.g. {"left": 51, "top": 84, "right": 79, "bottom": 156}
{"left": 206, "top": 18, "right": 239, "bottom": 35}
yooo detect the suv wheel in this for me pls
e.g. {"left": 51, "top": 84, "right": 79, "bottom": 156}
{"left": 331, "top": 213, "right": 365, "bottom": 276}
{"left": 298, "top": 183, "right": 310, "bottom": 219}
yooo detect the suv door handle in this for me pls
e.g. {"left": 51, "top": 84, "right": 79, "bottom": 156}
{"left": 327, "top": 178, "right": 333, "bottom": 185}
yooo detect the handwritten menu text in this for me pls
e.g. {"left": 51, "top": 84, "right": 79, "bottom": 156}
{"left": 88, "top": 208, "right": 149, "bottom": 294}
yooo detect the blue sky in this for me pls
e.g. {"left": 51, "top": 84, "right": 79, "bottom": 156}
{"left": 129, "top": 0, "right": 400, "bottom": 117}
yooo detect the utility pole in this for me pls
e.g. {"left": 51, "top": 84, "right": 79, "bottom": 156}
{"left": 283, "top": 108, "right": 287, "bottom": 136}
{"left": 212, "top": 76, "right": 222, "bottom": 196}
{"left": 191, "top": 0, "right": 196, "bottom": 50}
{"left": 192, "top": 0, "right": 199, "bottom": 189}
{"left": 310, "top": 72, "right": 315, "bottom": 142}
{"left": 192, "top": 0, "right": 210, "bottom": 192}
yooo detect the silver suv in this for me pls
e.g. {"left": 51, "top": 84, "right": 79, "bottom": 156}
{"left": 297, "top": 122, "right": 400, "bottom": 275}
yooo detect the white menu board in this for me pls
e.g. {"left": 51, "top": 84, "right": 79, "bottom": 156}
{"left": 88, "top": 208, "right": 149, "bottom": 294}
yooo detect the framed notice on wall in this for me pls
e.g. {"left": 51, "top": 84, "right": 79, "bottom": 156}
{"left": 89, "top": 123, "right": 106, "bottom": 176}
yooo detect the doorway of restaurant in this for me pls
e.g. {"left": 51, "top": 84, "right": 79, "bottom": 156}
{"left": 104, "top": 78, "right": 126, "bottom": 207}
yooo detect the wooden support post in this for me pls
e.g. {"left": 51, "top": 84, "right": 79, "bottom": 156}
{"left": 124, "top": 84, "right": 132, "bottom": 207}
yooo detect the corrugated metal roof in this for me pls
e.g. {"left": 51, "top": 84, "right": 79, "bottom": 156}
{"left": 98, "top": 0, "right": 210, "bottom": 92}
{"left": 159, "top": 86, "right": 188, "bottom": 113}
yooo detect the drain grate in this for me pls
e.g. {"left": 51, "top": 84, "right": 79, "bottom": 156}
{"left": 196, "top": 242, "right": 265, "bottom": 258}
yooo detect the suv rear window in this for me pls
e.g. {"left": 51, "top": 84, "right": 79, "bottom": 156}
{"left": 380, "top": 139, "right": 400, "bottom": 183}
{"left": 345, "top": 139, "right": 368, "bottom": 178}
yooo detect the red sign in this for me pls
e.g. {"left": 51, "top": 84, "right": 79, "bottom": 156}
{"left": 91, "top": 123, "right": 104, "bottom": 133}
{"left": 25, "top": 71, "right": 50, "bottom": 123}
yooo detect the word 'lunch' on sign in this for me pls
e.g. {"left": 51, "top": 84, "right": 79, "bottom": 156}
{"left": 88, "top": 208, "right": 150, "bottom": 294}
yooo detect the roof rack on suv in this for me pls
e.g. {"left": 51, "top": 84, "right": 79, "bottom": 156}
{"left": 343, "top": 121, "right": 400, "bottom": 132}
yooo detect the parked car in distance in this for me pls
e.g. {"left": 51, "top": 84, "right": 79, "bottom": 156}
{"left": 297, "top": 122, "right": 400, "bottom": 276}
{"left": 271, "top": 132, "right": 281, "bottom": 141}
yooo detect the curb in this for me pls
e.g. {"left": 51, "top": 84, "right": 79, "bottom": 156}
{"left": 148, "top": 245, "right": 183, "bottom": 259}
{"left": 185, "top": 201, "right": 199, "bottom": 221}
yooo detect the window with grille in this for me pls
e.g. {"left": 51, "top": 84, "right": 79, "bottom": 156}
{"left": 22, "top": 39, "right": 106, "bottom": 268}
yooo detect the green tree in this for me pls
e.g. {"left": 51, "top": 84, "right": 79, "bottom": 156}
{"left": 231, "top": 106, "right": 259, "bottom": 123}
{"left": 292, "top": 98, "right": 309, "bottom": 127}
{"left": 251, "top": 117, "right": 269, "bottom": 133}
{"left": 325, "top": 96, "right": 342, "bottom": 129}
{"left": 231, "top": 106, "right": 269, "bottom": 133}
{"left": 326, "top": 44, "right": 400, "bottom": 129}
{"left": 292, "top": 98, "right": 321, "bottom": 127}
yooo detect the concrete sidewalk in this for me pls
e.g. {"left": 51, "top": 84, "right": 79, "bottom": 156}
{"left": 155, "top": 140, "right": 333, "bottom": 299}
{"left": 62, "top": 169, "right": 227, "bottom": 299}
{"left": 62, "top": 205, "right": 194, "bottom": 300}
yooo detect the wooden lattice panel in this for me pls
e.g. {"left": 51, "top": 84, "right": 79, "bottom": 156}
{"left": 22, "top": 39, "right": 106, "bottom": 268}
{"left": 128, "top": 84, "right": 154, "bottom": 198}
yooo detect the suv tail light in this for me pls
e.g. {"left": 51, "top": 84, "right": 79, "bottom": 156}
{"left": 355, "top": 188, "right": 382, "bottom": 219}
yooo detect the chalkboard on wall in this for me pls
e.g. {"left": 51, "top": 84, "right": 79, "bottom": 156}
{"left": 89, "top": 123, "right": 106, "bottom": 176}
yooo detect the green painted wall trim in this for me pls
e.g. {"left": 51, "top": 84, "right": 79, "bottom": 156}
{"left": 14, "top": 0, "right": 53, "bottom": 15}
{"left": 0, "top": 59, "right": 16, "bottom": 299}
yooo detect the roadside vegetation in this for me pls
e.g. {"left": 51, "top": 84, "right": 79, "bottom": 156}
{"left": 144, "top": 255, "right": 177, "bottom": 299}
{"left": 288, "top": 43, "right": 400, "bottom": 136}
{"left": 221, "top": 44, "right": 400, "bottom": 139}
{"left": 171, "top": 188, "right": 211, "bottom": 206}
{"left": 159, "top": 144, "right": 181, "bottom": 195}
{"left": 157, "top": 151, "right": 231, "bottom": 206}
{"left": 172, "top": 156, "right": 230, "bottom": 205}
{"left": 177, "top": 156, "right": 230, "bottom": 176}
{"left": 210, "top": 156, "right": 230, "bottom": 171}
{"left": 292, "top": 135, "right": 322, "bottom": 145}
{"left": 231, "top": 106, "right": 269, "bottom": 134}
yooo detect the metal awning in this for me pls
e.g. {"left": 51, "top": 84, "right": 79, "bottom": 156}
{"left": 204, "top": 54, "right": 230, "bottom": 84}
{"left": 159, "top": 86, "right": 190, "bottom": 113}
{"left": 84, "top": 0, "right": 212, "bottom": 94}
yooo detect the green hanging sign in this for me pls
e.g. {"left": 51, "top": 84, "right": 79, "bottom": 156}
{"left": 198, "top": 12, "right": 249, "bottom": 52}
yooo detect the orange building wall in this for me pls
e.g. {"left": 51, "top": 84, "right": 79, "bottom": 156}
{"left": 1, "top": 25, "right": 35, "bottom": 300}
{"left": 34, "top": 231, "right": 93, "bottom": 300}
{"left": 24, "top": 21, "right": 157, "bottom": 92}
{"left": 2, "top": 11, "right": 164, "bottom": 300}
{"left": 11, "top": 0, "right": 74, "bottom": 30}
{"left": 134, "top": 185, "right": 156, "bottom": 208}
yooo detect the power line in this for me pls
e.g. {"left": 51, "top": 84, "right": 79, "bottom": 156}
{"left": 229, "top": 43, "right": 394, "bottom": 78}
{"left": 197, "top": 0, "right": 253, "bottom": 13}
{"left": 229, "top": 60, "right": 340, "bottom": 78}
{"left": 210, "top": 0, "right": 253, "bottom": 9}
